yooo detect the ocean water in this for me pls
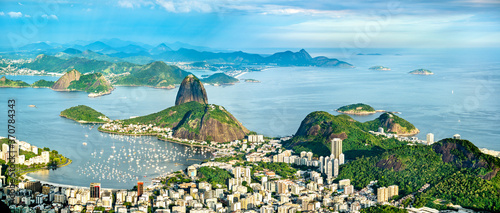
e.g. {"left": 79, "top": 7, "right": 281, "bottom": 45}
{"left": 1, "top": 48, "right": 499, "bottom": 188}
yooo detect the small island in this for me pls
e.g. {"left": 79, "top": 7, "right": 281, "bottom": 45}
{"left": 369, "top": 66, "right": 391, "bottom": 71}
{"left": 336, "top": 103, "right": 376, "bottom": 115}
{"left": 60, "top": 105, "right": 111, "bottom": 123}
{"left": 409, "top": 69, "right": 434, "bottom": 75}
{"left": 201, "top": 73, "right": 239, "bottom": 85}
{"left": 244, "top": 79, "right": 261, "bottom": 83}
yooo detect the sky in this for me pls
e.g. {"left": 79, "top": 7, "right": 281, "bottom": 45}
{"left": 0, "top": 0, "right": 500, "bottom": 50}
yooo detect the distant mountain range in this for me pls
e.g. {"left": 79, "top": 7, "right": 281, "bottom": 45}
{"left": 7, "top": 39, "right": 353, "bottom": 68}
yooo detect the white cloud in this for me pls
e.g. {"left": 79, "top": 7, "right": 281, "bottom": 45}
{"left": 0, "top": 12, "right": 4, "bottom": 16}
{"left": 8, "top": 12, "right": 23, "bottom": 18}
{"left": 118, "top": 0, "right": 154, "bottom": 9}
{"left": 24, "top": 14, "right": 31, "bottom": 18}
{"left": 41, "top": 14, "right": 59, "bottom": 20}
{"left": 155, "top": 0, "right": 215, "bottom": 13}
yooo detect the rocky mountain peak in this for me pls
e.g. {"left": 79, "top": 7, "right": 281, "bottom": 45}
{"left": 175, "top": 74, "right": 208, "bottom": 106}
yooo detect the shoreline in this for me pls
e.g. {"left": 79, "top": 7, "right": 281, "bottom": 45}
{"left": 60, "top": 115, "right": 107, "bottom": 124}
{"left": 97, "top": 128, "right": 219, "bottom": 150}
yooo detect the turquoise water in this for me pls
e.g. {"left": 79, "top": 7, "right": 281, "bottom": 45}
{"left": 1, "top": 48, "right": 499, "bottom": 188}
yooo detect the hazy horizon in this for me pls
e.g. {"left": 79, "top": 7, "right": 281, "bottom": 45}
{"left": 1, "top": 0, "right": 500, "bottom": 50}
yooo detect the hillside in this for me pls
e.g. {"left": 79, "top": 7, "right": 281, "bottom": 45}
{"left": 120, "top": 101, "right": 249, "bottom": 142}
{"left": 60, "top": 105, "right": 110, "bottom": 123}
{"left": 31, "top": 79, "right": 55, "bottom": 88}
{"left": 337, "top": 103, "right": 376, "bottom": 115}
{"left": 364, "top": 112, "right": 419, "bottom": 136}
{"left": 52, "top": 69, "right": 113, "bottom": 94}
{"left": 284, "top": 111, "right": 407, "bottom": 158}
{"left": 111, "top": 61, "right": 191, "bottom": 88}
{"left": 19, "top": 54, "right": 139, "bottom": 74}
{"left": 201, "top": 73, "right": 239, "bottom": 85}
{"left": 337, "top": 139, "right": 500, "bottom": 212}
{"left": 0, "top": 76, "right": 30, "bottom": 87}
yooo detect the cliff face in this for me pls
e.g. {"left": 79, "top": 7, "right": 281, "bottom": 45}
{"left": 172, "top": 105, "right": 249, "bottom": 142}
{"left": 175, "top": 75, "right": 208, "bottom": 106}
{"left": 52, "top": 69, "right": 81, "bottom": 90}
{"left": 123, "top": 101, "right": 249, "bottom": 142}
{"left": 433, "top": 138, "right": 500, "bottom": 180}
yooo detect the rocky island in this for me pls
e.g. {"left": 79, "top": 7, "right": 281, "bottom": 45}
{"left": 100, "top": 75, "right": 250, "bottom": 143}
{"left": 244, "top": 79, "right": 261, "bottom": 83}
{"left": 336, "top": 103, "right": 377, "bottom": 115}
{"left": 409, "top": 69, "right": 434, "bottom": 75}
{"left": 369, "top": 66, "right": 391, "bottom": 71}
{"left": 60, "top": 105, "right": 111, "bottom": 123}
{"left": 52, "top": 69, "right": 114, "bottom": 96}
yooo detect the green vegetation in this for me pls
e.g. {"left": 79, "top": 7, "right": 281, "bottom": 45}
{"left": 368, "top": 66, "right": 391, "bottom": 71}
{"left": 284, "top": 111, "right": 407, "bottom": 158}
{"left": 31, "top": 79, "right": 55, "bottom": 88}
{"left": 108, "top": 101, "right": 247, "bottom": 142}
{"left": 197, "top": 166, "right": 233, "bottom": 188}
{"left": 364, "top": 112, "right": 417, "bottom": 133}
{"left": 337, "top": 145, "right": 455, "bottom": 193}
{"left": 20, "top": 54, "right": 139, "bottom": 74}
{"left": 0, "top": 138, "right": 70, "bottom": 182}
{"left": 112, "top": 61, "right": 190, "bottom": 88}
{"left": 201, "top": 73, "right": 239, "bottom": 85}
{"left": 0, "top": 76, "right": 30, "bottom": 87}
{"left": 422, "top": 171, "right": 500, "bottom": 211}
{"left": 337, "top": 103, "right": 375, "bottom": 114}
{"left": 67, "top": 72, "right": 113, "bottom": 93}
{"left": 337, "top": 138, "right": 500, "bottom": 212}
{"left": 60, "top": 105, "right": 109, "bottom": 123}
{"left": 250, "top": 162, "right": 297, "bottom": 179}
{"left": 409, "top": 69, "right": 434, "bottom": 75}
{"left": 360, "top": 205, "right": 407, "bottom": 213}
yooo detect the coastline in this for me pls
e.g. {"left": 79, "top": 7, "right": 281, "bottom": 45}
{"left": 336, "top": 109, "right": 377, "bottom": 115}
{"left": 60, "top": 115, "right": 107, "bottom": 124}
{"left": 97, "top": 128, "right": 219, "bottom": 150}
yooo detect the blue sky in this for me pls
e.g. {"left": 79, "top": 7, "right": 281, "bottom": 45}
{"left": 1, "top": 0, "right": 499, "bottom": 49}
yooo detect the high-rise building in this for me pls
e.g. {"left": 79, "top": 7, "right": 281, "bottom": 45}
{"left": 324, "top": 156, "right": 330, "bottom": 175}
{"left": 339, "top": 153, "right": 345, "bottom": 165}
{"left": 388, "top": 185, "right": 399, "bottom": 199}
{"left": 333, "top": 158, "right": 339, "bottom": 177}
{"left": 331, "top": 138, "right": 342, "bottom": 160}
{"left": 137, "top": 182, "right": 144, "bottom": 197}
{"left": 319, "top": 156, "right": 324, "bottom": 173}
{"left": 377, "top": 187, "right": 388, "bottom": 203}
{"left": 90, "top": 183, "right": 101, "bottom": 199}
{"left": 326, "top": 160, "right": 333, "bottom": 180}
{"left": 24, "top": 180, "right": 42, "bottom": 193}
{"left": 344, "top": 185, "right": 354, "bottom": 195}
{"left": 306, "top": 152, "right": 313, "bottom": 161}
{"left": 426, "top": 133, "right": 434, "bottom": 145}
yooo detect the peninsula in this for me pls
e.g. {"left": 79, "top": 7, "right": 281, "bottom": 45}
{"left": 99, "top": 75, "right": 250, "bottom": 143}
{"left": 60, "top": 105, "right": 111, "bottom": 123}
